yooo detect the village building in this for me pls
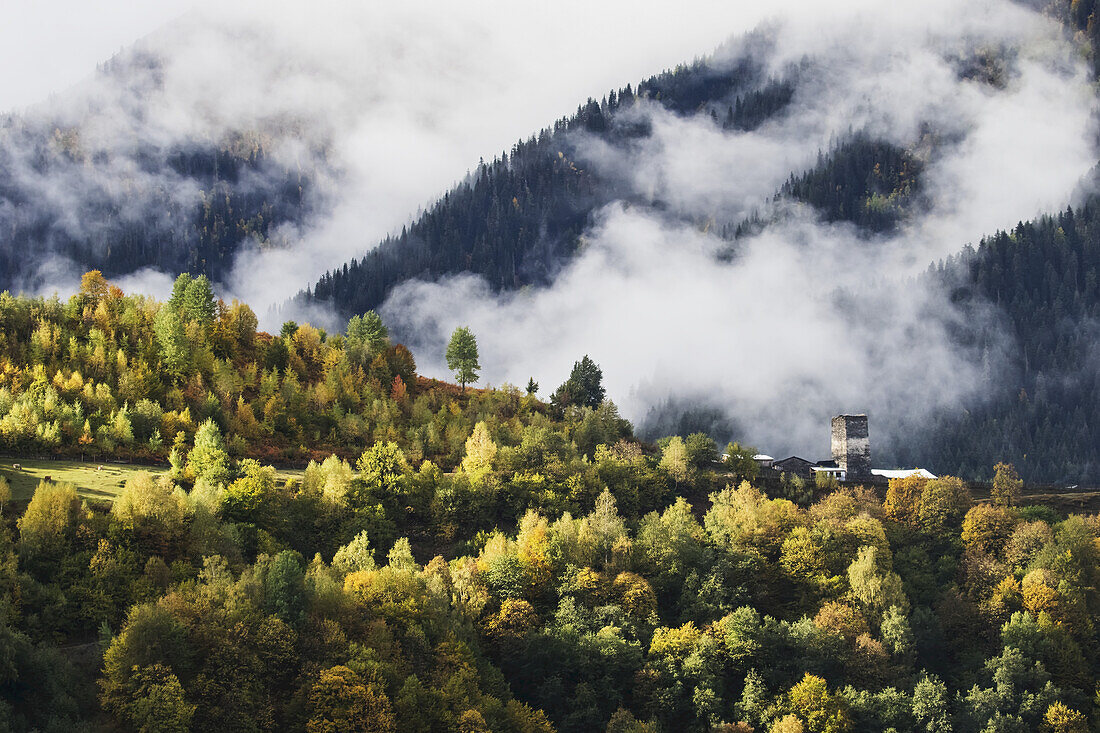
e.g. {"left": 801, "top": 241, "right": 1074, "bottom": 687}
{"left": 752, "top": 454, "right": 774, "bottom": 469}
{"left": 771, "top": 455, "right": 814, "bottom": 479}
{"left": 756, "top": 415, "right": 937, "bottom": 484}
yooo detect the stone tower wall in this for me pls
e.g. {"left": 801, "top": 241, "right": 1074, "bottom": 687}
{"left": 831, "top": 414, "right": 870, "bottom": 479}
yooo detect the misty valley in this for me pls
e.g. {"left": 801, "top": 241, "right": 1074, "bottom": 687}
{"left": 0, "top": 0, "right": 1099, "bottom": 731}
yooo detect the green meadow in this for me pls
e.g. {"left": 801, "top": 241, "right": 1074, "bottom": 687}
{"left": 0, "top": 459, "right": 304, "bottom": 504}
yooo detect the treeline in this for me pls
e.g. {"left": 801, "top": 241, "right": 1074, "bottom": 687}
{"left": 0, "top": 272, "right": 633, "bottom": 472}
{"left": 303, "top": 41, "right": 798, "bottom": 319}
{"left": 906, "top": 201, "right": 1100, "bottom": 482}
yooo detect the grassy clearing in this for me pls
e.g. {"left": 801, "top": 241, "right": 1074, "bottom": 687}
{"left": 0, "top": 458, "right": 306, "bottom": 505}
{"left": 0, "top": 459, "right": 162, "bottom": 503}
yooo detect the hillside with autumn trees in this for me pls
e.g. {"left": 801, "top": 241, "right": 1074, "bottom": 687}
{"left": 0, "top": 274, "right": 1095, "bottom": 731}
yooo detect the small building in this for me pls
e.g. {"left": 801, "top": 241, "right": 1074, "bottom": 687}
{"left": 812, "top": 465, "right": 846, "bottom": 482}
{"left": 747, "top": 416, "right": 936, "bottom": 487}
{"left": 753, "top": 454, "right": 774, "bottom": 469}
{"left": 772, "top": 456, "right": 814, "bottom": 479}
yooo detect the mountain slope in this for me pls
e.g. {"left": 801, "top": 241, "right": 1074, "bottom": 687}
{"left": 303, "top": 41, "right": 799, "bottom": 317}
{"left": 301, "top": 16, "right": 1100, "bottom": 484}
{"left": 906, "top": 202, "right": 1100, "bottom": 482}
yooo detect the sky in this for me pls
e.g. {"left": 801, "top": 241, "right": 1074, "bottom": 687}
{"left": 0, "top": 0, "right": 774, "bottom": 114}
{"left": 0, "top": 1, "right": 194, "bottom": 112}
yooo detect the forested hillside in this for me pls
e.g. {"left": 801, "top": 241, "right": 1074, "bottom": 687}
{"left": 304, "top": 47, "right": 799, "bottom": 317}
{"left": 0, "top": 124, "right": 311, "bottom": 291}
{"left": 0, "top": 271, "right": 1096, "bottom": 730}
{"left": 3, "top": 3, "right": 1100, "bottom": 731}
{"left": 7, "top": 13, "right": 1096, "bottom": 484}
{"left": 903, "top": 202, "right": 1100, "bottom": 482}
{"left": 779, "top": 135, "right": 923, "bottom": 234}
{"left": 0, "top": 271, "right": 639, "bottom": 477}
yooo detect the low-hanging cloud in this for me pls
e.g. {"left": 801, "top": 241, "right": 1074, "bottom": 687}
{"left": 380, "top": 0, "right": 1097, "bottom": 463}
{"left": 5, "top": 0, "right": 785, "bottom": 314}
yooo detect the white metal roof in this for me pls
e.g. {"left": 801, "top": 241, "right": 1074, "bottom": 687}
{"left": 871, "top": 468, "right": 937, "bottom": 479}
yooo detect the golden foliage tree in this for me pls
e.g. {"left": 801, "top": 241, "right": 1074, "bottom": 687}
{"left": 307, "top": 665, "right": 395, "bottom": 733}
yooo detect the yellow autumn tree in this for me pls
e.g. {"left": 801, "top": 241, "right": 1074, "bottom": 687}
{"left": 883, "top": 474, "right": 926, "bottom": 525}
{"left": 784, "top": 673, "right": 851, "bottom": 733}
{"left": 461, "top": 421, "right": 497, "bottom": 478}
{"left": 1042, "top": 701, "right": 1088, "bottom": 733}
{"left": 307, "top": 665, "right": 394, "bottom": 733}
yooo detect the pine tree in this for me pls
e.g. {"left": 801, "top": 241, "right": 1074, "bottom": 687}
{"left": 552, "top": 355, "right": 605, "bottom": 410}
{"left": 181, "top": 275, "right": 216, "bottom": 326}
{"left": 346, "top": 311, "right": 389, "bottom": 368}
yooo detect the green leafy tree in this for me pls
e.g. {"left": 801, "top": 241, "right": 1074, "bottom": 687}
{"left": 445, "top": 326, "right": 480, "bottom": 389}
{"left": 346, "top": 311, "right": 389, "bottom": 367}
{"left": 659, "top": 436, "right": 693, "bottom": 486}
{"left": 101, "top": 604, "right": 194, "bottom": 720}
{"left": 222, "top": 460, "right": 276, "bottom": 524}
{"left": 911, "top": 675, "right": 951, "bottom": 733}
{"left": 724, "top": 441, "right": 760, "bottom": 482}
{"left": 332, "top": 530, "right": 377, "bottom": 574}
{"left": 123, "top": 664, "right": 195, "bottom": 733}
{"left": 153, "top": 305, "right": 189, "bottom": 379}
{"left": 111, "top": 472, "right": 187, "bottom": 546}
{"left": 187, "top": 419, "right": 230, "bottom": 486}
{"left": 918, "top": 476, "right": 972, "bottom": 535}
{"left": 684, "top": 433, "right": 718, "bottom": 468}
{"left": 847, "top": 545, "right": 909, "bottom": 619}
{"left": 168, "top": 273, "right": 192, "bottom": 308}
{"left": 17, "top": 480, "right": 80, "bottom": 569}
{"left": 263, "top": 550, "right": 306, "bottom": 626}
{"left": 181, "top": 275, "right": 216, "bottom": 327}
{"left": 355, "top": 442, "right": 409, "bottom": 497}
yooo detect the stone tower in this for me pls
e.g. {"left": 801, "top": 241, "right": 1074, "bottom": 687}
{"left": 831, "top": 414, "right": 870, "bottom": 480}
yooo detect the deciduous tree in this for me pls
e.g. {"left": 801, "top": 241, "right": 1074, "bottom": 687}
{"left": 991, "top": 462, "right": 1023, "bottom": 507}
{"left": 445, "top": 326, "right": 480, "bottom": 390}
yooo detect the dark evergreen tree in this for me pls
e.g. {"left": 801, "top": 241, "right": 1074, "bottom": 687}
{"left": 552, "top": 356, "right": 605, "bottom": 411}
